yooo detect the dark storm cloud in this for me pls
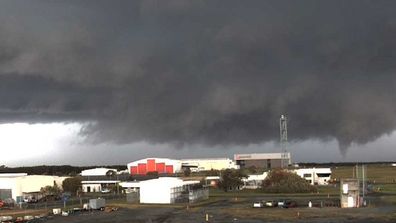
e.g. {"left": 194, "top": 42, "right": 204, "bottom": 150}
{"left": 1, "top": 0, "right": 396, "bottom": 153}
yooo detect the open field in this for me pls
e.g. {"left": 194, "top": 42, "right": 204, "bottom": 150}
{"left": 331, "top": 164, "right": 396, "bottom": 184}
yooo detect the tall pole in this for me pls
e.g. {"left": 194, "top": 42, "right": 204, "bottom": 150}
{"left": 362, "top": 165, "right": 366, "bottom": 204}
{"left": 280, "top": 115, "right": 288, "bottom": 168}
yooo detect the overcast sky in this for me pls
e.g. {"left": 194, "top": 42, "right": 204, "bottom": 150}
{"left": 1, "top": 1, "right": 396, "bottom": 166}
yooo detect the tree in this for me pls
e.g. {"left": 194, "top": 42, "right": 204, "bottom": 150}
{"left": 40, "top": 181, "right": 61, "bottom": 197}
{"left": 218, "top": 169, "right": 246, "bottom": 192}
{"left": 261, "top": 169, "right": 317, "bottom": 193}
{"left": 62, "top": 176, "right": 82, "bottom": 195}
{"left": 183, "top": 168, "right": 191, "bottom": 177}
{"left": 106, "top": 170, "right": 116, "bottom": 177}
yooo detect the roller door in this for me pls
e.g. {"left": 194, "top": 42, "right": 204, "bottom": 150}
{"left": 0, "top": 189, "right": 12, "bottom": 199}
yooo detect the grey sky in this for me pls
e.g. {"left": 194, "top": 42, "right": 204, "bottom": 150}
{"left": 1, "top": 1, "right": 396, "bottom": 165}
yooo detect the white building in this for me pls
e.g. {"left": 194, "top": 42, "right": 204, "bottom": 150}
{"left": 80, "top": 168, "right": 121, "bottom": 193}
{"left": 234, "top": 153, "right": 292, "bottom": 169}
{"left": 294, "top": 168, "right": 332, "bottom": 185}
{"left": 242, "top": 172, "right": 268, "bottom": 189}
{"left": 0, "top": 173, "right": 68, "bottom": 201}
{"left": 181, "top": 158, "right": 238, "bottom": 172}
{"left": 81, "top": 180, "right": 121, "bottom": 193}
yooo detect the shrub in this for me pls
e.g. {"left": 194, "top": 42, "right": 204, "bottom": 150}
{"left": 262, "top": 169, "right": 317, "bottom": 193}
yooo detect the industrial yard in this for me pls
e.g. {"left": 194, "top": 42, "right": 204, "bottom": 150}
{"left": 2, "top": 193, "right": 395, "bottom": 223}
{"left": 1, "top": 161, "right": 395, "bottom": 222}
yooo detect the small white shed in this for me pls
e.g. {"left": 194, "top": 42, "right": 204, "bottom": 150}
{"left": 139, "top": 177, "right": 199, "bottom": 204}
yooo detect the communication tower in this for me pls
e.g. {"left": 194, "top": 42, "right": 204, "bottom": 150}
{"left": 280, "top": 115, "right": 288, "bottom": 168}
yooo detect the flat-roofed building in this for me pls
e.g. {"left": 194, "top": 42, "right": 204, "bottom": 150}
{"left": 294, "top": 168, "right": 332, "bottom": 185}
{"left": 234, "top": 153, "right": 291, "bottom": 169}
{"left": 181, "top": 158, "right": 238, "bottom": 172}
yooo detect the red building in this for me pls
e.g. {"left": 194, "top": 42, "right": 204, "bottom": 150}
{"left": 127, "top": 158, "right": 182, "bottom": 175}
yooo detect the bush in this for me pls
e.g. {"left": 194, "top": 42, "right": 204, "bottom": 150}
{"left": 262, "top": 169, "right": 317, "bottom": 193}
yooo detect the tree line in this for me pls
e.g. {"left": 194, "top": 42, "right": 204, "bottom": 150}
{"left": 0, "top": 165, "right": 127, "bottom": 176}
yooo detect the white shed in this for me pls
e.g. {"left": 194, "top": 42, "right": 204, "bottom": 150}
{"left": 139, "top": 177, "right": 200, "bottom": 204}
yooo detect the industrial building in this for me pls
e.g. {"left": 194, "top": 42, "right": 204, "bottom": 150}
{"left": 80, "top": 167, "right": 121, "bottom": 193}
{"left": 127, "top": 158, "right": 182, "bottom": 175}
{"left": 294, "top": 168, "right": 332, "bottom": 185}
{"left": 181, "top": 158, "right": 238, "bottom": 172}
{"left": 234, "top": 152, "right": 291, "bottom": 169}
{"left": 0, "top": 173, "right": 68, "bottom": 202}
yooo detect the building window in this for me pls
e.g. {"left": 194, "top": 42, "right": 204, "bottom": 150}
{"left": 267, "top": 159, "right": 271, "bottom": 169}
{"left": 303, "top": 173, "right": 312, "bottom": 178}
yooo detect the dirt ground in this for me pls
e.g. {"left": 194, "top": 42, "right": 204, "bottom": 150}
{"left": 1, "top": 197, "right": 395, "bottom": 223}
{"left": 40, "top": 199, "right": 396, "bottom": 223}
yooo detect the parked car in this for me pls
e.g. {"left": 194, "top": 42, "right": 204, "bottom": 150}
{"left": 277, "top": 200, "right": 286, "bottom": 207}
{"left": 253, "top": 201, "right": 264, "bottom": 208}
{"left": 264, "top": 200, "right": 277, "bottom": 207}
{"left": 281, "top": 200, "right": 297, "bottom": 208}
{"left": 23, "top": 197, "right": 37, "bottom": 203}
{"left": 0, "top": 198, "right": 15, "bottom": 208}
{"left": 101, "top": 188, "right": 111, "bottom": 194}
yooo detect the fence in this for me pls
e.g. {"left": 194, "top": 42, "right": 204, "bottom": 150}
{"left": 17, "top": 194, "right": 126, "bottom": 210}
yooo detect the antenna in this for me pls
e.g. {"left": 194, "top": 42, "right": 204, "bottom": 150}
{"left": 280, "top": 115, "right": 288, "bottom": 168}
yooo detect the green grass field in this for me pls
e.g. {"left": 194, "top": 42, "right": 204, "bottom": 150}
{"left": 331, "top": 164, "right": 396, "bottom": 183}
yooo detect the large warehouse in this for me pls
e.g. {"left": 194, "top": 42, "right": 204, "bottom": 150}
{"left": 0, "top": 173, "right": 68, "bottom": 201}
{"left": 127, "top": 158, "right": 182, "bottom": 175}
{"left": 181, "top": 158, "right": 238, "bottom": 172}
{"left": 234, "top": 152, "right": 291, "bottom": 169}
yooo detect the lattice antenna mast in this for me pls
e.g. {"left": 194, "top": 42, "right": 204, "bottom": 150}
{"left": 280, "top": 115, "right": 288, "bottom": 153}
